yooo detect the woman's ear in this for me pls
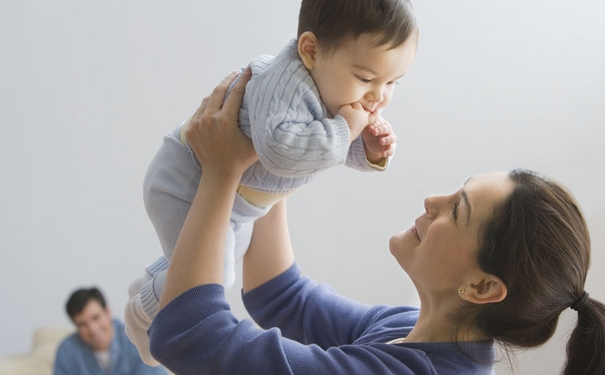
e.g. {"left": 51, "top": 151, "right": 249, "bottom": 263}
{"left": 459, "top": 274, "right": 507, "bottom": 305}
{"left": 298, "top": 31, "right": 319, "bottom": 70}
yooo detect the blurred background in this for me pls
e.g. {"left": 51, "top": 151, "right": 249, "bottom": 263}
{"left": 1, "top": 1, "right": 604, "bottom": 373}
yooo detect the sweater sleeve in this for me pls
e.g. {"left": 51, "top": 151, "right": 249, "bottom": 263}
{"left": 345, "top": 135, "right": 391, "bottom": 172}
{"left": 242, "top": 263, "right": 380, "bottom": 348}
{"left": 247, "top": 55, "right": 351, "bottom": 178}
{"left": 148, "top": 264, "right": 430, "bottom": 375}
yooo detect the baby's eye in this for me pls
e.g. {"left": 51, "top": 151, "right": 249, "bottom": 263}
{"left": 386, "top": 80, "right": 401, "bottom": 86}
{"left": 356, "top": 76, "right": 372, "bottom": 84}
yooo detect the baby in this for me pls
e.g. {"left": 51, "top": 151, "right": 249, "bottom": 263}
{"left": 125, "top": 0, "right": 418, "bottom": 365}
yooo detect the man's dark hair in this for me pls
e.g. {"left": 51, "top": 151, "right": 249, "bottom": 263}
{"left": 65, "top": 287, "right": 107, "bottom": 320}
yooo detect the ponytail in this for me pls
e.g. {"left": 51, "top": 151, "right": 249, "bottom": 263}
{"left": 564, "top": 297, "right": 605, "bottom": 375}
{"left": 457, "top": 169, "right": 605, "bottom": 374}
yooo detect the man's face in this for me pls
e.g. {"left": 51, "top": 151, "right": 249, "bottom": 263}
{"left": 72, "top": 300, "right": 114, "bottom": 352}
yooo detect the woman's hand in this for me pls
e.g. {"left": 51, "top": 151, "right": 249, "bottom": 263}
{"left": 186, "top": 67, "right": 257, "bottom": 181}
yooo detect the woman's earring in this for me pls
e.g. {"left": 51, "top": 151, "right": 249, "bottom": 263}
{"left": 458, "top": 288, "right": 465, "bottom": 295}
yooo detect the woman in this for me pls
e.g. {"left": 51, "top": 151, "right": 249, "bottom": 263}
{"left": 148, "top": 70, "right": 605, "bottom": 374}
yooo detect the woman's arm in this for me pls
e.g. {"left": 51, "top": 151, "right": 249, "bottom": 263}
{"left": 158, "top": 68, "right": 257, "bottom": 311}
{"left": 240, "top": 200, "right": 383, "bottom": 349}
{"left": 147, "top": 69, "right": 430, "bottom": 375}
{"left": 242, "top": 199, "right": 295, "bottom": 293}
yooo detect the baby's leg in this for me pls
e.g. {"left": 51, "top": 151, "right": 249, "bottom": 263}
{"left": 144, "top": 126, "right": 202, "bottom": 260}
{"left": 125, "top": 126, "right": 200, "bottom": 364}
{"left": 134, "top": 124, "right": 203, "bottom": 327}
{"left": 125, "top": 221, "right": 246, "bottom": 365}
{"left": 124, "top": 259, "right": 166, "bottom": 366}
{"left": 125, "top": 124, "right": 269, "bottom": 364}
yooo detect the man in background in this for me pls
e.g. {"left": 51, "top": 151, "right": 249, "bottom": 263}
{"left": 54, "top": 287, "right": 167, "bottom": 375}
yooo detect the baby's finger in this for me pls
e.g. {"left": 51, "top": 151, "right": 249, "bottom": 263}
{"left": 379, "top": 132, "right": 398, "bottom": 146}
{"left": 368, "top": 111, "right": 382, "bottom": 125}
{"left": 375, "top": 121, "right": 394, "bottom": 135}
{"left": 350, "top": 102, "right": 364, "bottom": 111}
{"left": 382, "top": 142, "right": 397, "bottom": 157}
{"left": 368, "top": 120, "right": 389, "bottom": 136}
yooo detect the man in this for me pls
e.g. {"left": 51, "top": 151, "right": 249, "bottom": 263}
{"left": 54, "top": 287, "right": 167, "bottom": 375}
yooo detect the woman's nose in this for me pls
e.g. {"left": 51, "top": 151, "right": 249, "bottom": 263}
{"left": 424, "top": 196, "right": 442, "bottom": 219}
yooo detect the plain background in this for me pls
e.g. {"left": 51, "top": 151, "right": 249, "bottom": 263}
{"left": 1, "top": 1, "right": 604, "bottom": 374}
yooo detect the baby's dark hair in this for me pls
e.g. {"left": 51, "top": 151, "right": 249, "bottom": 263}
{"left": 65, "top": 287, "right": 107, "bottom": 320}
{"left": 297, "top": 0, "right": 418, "bottom": 52}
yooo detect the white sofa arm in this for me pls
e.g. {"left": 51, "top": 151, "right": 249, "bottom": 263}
{"left": 0, "top": 326, "right": 73, "bottom": 375}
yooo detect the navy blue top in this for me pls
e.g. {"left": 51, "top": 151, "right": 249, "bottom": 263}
{"left": 149, "top": 263, "right": 495, "bottom": 374}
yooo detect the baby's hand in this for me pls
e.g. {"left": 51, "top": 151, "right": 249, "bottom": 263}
{"left": 361, "top": 116, "right": 397, "bottom": 161}
{"left": 338, "top": 103, "right": 370, "bottom": 143}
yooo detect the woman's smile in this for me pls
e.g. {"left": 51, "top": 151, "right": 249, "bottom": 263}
{"left": 411, "top": 224, "right": 421, "bottom": 241}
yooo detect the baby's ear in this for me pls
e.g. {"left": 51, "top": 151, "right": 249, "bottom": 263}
{"left": 460, "top": 273, "right": 507, "bottom": 305}
{"left": 298, "top": 31, "right": 319, "bottom": 70}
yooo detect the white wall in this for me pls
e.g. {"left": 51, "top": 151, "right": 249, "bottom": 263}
{"left": 1, "top": 1, "right": 604, "bottom": 374}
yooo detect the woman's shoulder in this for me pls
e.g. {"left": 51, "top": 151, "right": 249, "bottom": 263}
{"left": 354, "top": 305, "right": 419, "bottom": 345}
{"left": 355, "top": 340, "right": 495, "bottom": 375}
{"left": 357, "top": 308, "right": 495, "bottom": 374}
{"left": 365, "top": 304, "right": 420, "bottom": 328}
{"left": 391, "top": 340, "right": 495, "bottom": 375}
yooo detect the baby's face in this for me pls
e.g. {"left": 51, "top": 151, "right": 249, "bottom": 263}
{"left": 310, "top": 33, "right": 417, "bottom": 118}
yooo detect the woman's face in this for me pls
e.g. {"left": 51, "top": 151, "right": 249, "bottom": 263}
{"left": 390, "top": 172, "right": 514, "bottom": 296}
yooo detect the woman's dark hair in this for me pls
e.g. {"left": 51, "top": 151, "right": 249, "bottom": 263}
{"left": 456, "top": 169, "right": 605, "bottom": 374}
{"left": 65, "top": 287, "right": 107, "bottom": 320}
{"left": 297, "top": 0, "right": 418, "bottom": 52}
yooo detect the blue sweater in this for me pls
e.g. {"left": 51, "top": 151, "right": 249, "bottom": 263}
{"left": 149, "top": 264, "right": 496, "bottom": 374}
{"left": 54, "top": 319, "right": 166, "bottom": 375}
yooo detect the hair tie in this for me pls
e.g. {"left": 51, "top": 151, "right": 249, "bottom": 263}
{"left": 570, "top": 292, "right": 589, "bottom": 312}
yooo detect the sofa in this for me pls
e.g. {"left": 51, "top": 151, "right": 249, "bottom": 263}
{"left": 0, "top": 326, "right": 73, "bottom": 375}
{"left": 0, "top": 326, "right": 175, "bottom": 375}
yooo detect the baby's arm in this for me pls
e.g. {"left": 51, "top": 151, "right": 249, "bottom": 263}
{"left": 247, "top": 64, "right": 351, "bottom": 177}
{"left": 248, "top": 56, "right": 394, "bottom": 176}
{"left": 249, "top": 98, "right": 350, "bottom": 177}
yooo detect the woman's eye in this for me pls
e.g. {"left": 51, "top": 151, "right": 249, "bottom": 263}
{"left": 452, "top": 203, "right": 459, "bottom": 220}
